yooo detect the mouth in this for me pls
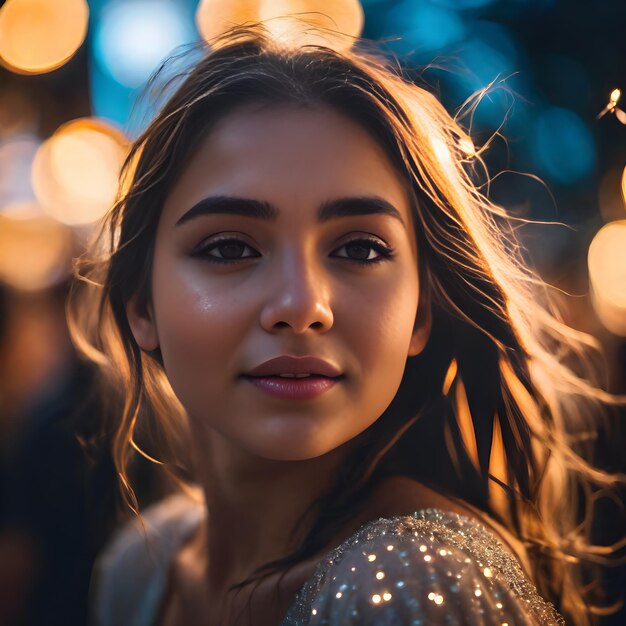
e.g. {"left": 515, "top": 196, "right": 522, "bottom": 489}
{"left": 243, "top": 374, "right": 343, "bottom": 379}
{"left": 241, "top": 374, "right": 345, "bottom": 400}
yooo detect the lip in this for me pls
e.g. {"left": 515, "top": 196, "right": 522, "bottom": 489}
{"left": 242, "top": 375, "right": 342, "bottom": 400}
{"left": 244, "top": 355, "right": 343, "bottom": 378}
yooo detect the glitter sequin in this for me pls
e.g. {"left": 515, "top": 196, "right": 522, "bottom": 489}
{"left": 281, "top": 508, "right": 565, "bottom": 625}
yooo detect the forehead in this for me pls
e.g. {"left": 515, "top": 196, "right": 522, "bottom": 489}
{"left": 161, "top": 104, "right": 414, "bottom": 229}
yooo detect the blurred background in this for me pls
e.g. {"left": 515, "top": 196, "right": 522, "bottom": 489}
{"left": 0, "top": 0, "right": 624, "bottom": 624}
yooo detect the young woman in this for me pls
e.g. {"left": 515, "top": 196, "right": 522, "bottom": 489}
{"left": 70, "top": 26, "right": 620, "bottom": 626}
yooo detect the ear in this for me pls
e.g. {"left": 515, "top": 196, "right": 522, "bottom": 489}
{"left": 125, "top": 293, "right": 159, "bottom": 351}
{"left": 408, "top": 301, "right": 432, "bottom": 357}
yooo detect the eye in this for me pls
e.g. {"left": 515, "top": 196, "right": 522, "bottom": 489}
{"left": 192, "top": 235, "right": 394, "bottom": 266}
{"left": 192, "top": 237, "right": 260, "bottom": 264}
{"left": 332, "top": 237, "right": 395, "bottom": 266}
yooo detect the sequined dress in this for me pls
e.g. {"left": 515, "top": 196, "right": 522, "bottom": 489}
{"left": 91, "top": 494, "right": 565, "bottom": 625}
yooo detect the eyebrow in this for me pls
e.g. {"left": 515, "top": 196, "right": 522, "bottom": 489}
{"left": 174, "top": 195, "right": 406, "bottom": 228}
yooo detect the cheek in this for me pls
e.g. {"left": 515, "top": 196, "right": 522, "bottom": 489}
{"left": 149, "top": 257, "right": 253, "bottom": 408}
{"left": 346, "top": 265, "right": 419, "bottom": 362}
{"left": 336, "top": 268, "right": 419, "bottom": 419}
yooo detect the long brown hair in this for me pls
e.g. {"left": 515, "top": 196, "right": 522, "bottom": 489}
{"left": 69, "top": 26, "right": 624, "bottom": 625}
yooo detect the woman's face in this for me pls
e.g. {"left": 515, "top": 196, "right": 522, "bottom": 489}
{"left": 127, "top": 104, "right": 429, "bottom": 461}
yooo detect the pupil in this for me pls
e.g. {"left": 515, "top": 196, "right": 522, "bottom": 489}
{"left": 348, "top": 243, "right": 370, "bottom": 260}
{"left": 220, "top": 242, "right": 245, "bottom": 259}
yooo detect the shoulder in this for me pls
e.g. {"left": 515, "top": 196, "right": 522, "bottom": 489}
{"left": 288, "top": 508, "right": 564, "bottom": 626}
{"left": 89, "top": 492, "right": 204, "bottom": 626}
{"left": 364, "top": 475, "right": 533, "bottom": 574}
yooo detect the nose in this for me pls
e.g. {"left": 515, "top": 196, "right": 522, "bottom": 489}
{"left": 259, "top": 247, "right": 334, "bottom": 334}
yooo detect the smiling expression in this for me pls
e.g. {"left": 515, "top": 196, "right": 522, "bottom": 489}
{"left": 126, "top": 104, "right": 430, "bottom": 461}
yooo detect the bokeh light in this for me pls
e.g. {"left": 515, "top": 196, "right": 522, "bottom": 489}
{"left": 385, "top": 0, "right": 466, "bottom": 55}
{"left": 0, "top": 0, "right": 89, "bottom": 75}
{"left": 532, "top": 106, "right": 596, "bottom": 185}
{"left": 454, "top": 21, "right": 519, "bottom": 90}
{"left": 588, "top": 220, "right": 626, "bottom": 336}
{"left": 384, "top": 8, "right": 522, "bottom": 131}
{"left": 0, "top": 215, "right": 72, "bottom": 291}
{"left": 31, "top": 118, "right": 128, "bottom": 226}
{"left": 196, "top": 0, "right": 257, "bottom": 44}
{"left": 196, "top": 0, "right": 364, "bottom": 50}
{"left": 589, "top": 221, "right": 626, "bottom": 309}
{"left": 434, "top": 0, "right": 497, "bottom": 8}
{"left": 93, "top": 0, "right": 196, "bottom": 89}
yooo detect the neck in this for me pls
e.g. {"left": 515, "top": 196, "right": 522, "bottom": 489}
{"left": 189, "top": 424, "right": 354, "bottom": 594}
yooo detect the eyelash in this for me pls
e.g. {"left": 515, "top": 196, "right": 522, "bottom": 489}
{"left": 192, "top": 236, "right": 395, "bottom": 267}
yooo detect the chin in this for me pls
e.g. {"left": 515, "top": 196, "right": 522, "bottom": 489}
{"left": 244, "top": 424, "right": 349, "bottom": 462}
{"left": 252, "top": 440, "right": 339, "bottom": 462}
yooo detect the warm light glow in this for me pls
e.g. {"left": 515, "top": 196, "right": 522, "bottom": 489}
{"left": 455, "top": 378, "right": 480, "bottom": 473}
{"left": 459, "top": 136, "right": 476, "bottom": 158}
{"left": 610, "top": 88, "right": 621, "bottom": 105}
{"left": 0, "top": 201, "right": 44, "bottom": 221}
{"left": 488, "top": 413, "right": 509, "bottom": 521}
{"left": 0, "top": 0, "right": 89, "bottom": 74}
{"left": 196, "top": 0, "right": 257, "bottom": 44}
{"left": 432, "top": 136, "right": 453, "bottom": 169}
{"left": 592, "top": 295, "right": 626, "bottom": 336}
{"left": 0, "top": 215, "right": 72, "bottom": 290}
{"left": 32, "top": 118, "right": 128, "bottom": 226}
{"left": 622, "top": 166, "right": 626, "bottom": 211}
{"left": 589, "top": 220, "right": 626, "bottom": 336}
{"left": 588, "top": 221, "right": 626, "bottom": 308}
{"left": 196, "top": 0, "right": 364, "bottom": 51}
{"left": 442, "top": 358, "right": 458, "bottom": 395}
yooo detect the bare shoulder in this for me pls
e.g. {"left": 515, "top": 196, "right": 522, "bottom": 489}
{"left": 364, "top": 475, "right": 532, "bottom": 575}
{"left": 366, "top": 475, "right": 464, "bottom": 516}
